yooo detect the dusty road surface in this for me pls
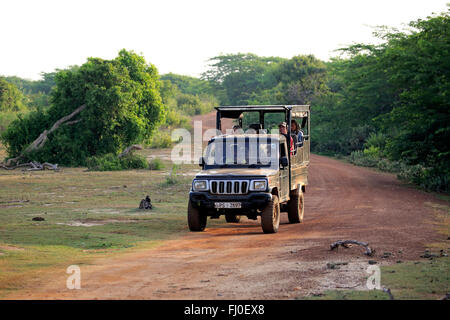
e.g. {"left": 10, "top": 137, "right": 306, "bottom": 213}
{"left": 7, "top": 153, "right": 445, "bottom": 299}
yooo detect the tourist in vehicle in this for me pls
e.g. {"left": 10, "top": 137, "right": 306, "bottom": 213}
{"left": 291, "top": 119, "right": 304, "bottom": 147}
{"left": 232, "top": 125, "right": 244, "bottom": 134}
{"left": 278, "top": 122, "right": 294, "bottom": 155}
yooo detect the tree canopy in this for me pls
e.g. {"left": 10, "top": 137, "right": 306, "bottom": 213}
{"left": 2, "top": 49, "right": 164, "bottom": 165}
{"left": 0, "top": 79, "right": 26, "bottom": 112}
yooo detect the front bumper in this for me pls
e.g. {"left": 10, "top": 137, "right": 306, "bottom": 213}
{"left": 189, "top": 191, "right": 272, "bottom": 213}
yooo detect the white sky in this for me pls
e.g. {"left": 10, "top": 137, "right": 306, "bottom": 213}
{"left": 1, "top": 0, "right": 448, "bottom": 80}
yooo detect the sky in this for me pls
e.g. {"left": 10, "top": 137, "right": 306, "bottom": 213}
{"left": 1, "top": 0, "right": 448, "bottom": 80}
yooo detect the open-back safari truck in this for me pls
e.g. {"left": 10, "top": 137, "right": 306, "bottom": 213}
{"left": 188, "top": 105, "right": 310, "bottom": 233}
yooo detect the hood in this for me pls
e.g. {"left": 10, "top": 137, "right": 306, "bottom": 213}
{"left": 195, "top": 167, "right": 277, "bottom": 178}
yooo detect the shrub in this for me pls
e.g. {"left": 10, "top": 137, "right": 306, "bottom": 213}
{"left": 0, "top": 111, "right": 21, "bottom": 133}
{"left": 86, "top": 153, "right": 148, "bottom": 171}
{"left": 162, "top": 165, "right": 180, "bottom": 186}
{"left": 349, "top": 150, "right": 379, "bottom": 167}
{"left": 149, "top": 158, "right": 165, "bottom": 170}
{"left": 363, "top": 146, "right": 381, "bottom": 158}
{"left": 365, "top": 132, "right": 386, "bottom": 150}
{"left": 376, "top": 158, "right": 403, "bottom": 173}
{"left": 120, "top": 153, "right": 149, "bottom": 170}
{"left": 164, "top": 109, "right": 191, "bottom": 129}
{"left": 147, "top": 131, "right": 173, "bottom": 149}
{"left": 397, "top": 165, "right": 449, "bottom": 193}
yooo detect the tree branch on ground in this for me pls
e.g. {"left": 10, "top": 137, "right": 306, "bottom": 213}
{"left": 330, "top": 240, "right": 374, "bottom": 256}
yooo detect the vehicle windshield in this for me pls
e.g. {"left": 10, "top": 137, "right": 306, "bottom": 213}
{"left": 204, "top": 136, "right": 279, "bottom": 169}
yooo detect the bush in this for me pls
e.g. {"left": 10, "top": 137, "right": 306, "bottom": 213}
{"left": 376, "top": 158, "right": 403, "bottom": 173}
{"left": 365, "top": 132, "right": 386, "bottom": 150}
{"left": 0, "top": 111, "right": 21, "bottom": 133}
{"left": 398, "top": 165, "right": 449, "bottom": 193}
{"left": 349, "top": 150, "right": 379, "bottom": 167}
{"left": 149, "top": 158, "right": 165, "bottom": 170}
{"left": 86, "top": 153, "right": 148, "bottom": 171}
{"left": 162, "top": 165, "right": 180, "bottom": 186}
{"left": 164, "top": 109, "right": 191, "bottom": 129}
{"left": 147, "top": 131, "right": 173, "bottom": 149}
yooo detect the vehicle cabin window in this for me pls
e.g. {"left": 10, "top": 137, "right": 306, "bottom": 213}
{"left": 264, "top": 112, "right": 285, "bottom": 133}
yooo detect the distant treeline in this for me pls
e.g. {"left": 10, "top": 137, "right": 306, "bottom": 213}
{"left": 0, "top": 9, "right": 448, "bottom": 191}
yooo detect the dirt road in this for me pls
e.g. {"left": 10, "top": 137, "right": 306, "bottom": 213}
{"left": 8, "top": 152, "right": 445, "bottom": 299}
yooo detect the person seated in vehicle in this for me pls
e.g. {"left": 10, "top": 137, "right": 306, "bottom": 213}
{"left": 291, "top": 119, "right": 304, "bottom": 147}
{"left": 278, "top": 122, "right": 294, "bottom": 155}
{"left": 232, "top": 125, "right": 244, "bottom": 134}
{"left": 248, "top": 123, "right": 262, "bottom": 134}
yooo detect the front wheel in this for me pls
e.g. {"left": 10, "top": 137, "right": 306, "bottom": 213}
{"left": 261, "top": 195, "right": 280, "bottom": 233}
{"left": 287, "top": 191, "right": 304, "bottom": 223}
{"left": 187, "top": 200, "right": 207, "bottom": 231}
{"left": 225, "top": 215, "right": 241, "bottom": 223}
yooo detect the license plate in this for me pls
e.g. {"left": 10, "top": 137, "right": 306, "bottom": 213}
{"left": 214, "top": 202, "right": 242, "bottom": 209}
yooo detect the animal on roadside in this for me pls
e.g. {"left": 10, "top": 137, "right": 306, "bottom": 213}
{"left": 139, "top": 195, "right": 152, "bottom": 210}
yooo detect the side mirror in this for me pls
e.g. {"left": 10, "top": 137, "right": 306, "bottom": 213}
{"left": 199, "top": 157, "right": 205, "bottom": 168}
{"left": 280, "top": 156, "right": 288, "bottom": 168}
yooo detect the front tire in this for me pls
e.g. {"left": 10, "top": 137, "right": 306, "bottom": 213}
{"left": 225, "top": 215, "right": 241, "bottom": 223}
{"left": 287, "top": 191, "right": 304, "bottom": 223}
{"left": 261, "top": 195, "right": 280, "bottom": 233}
{"left": 187, "top": 200, "right": 207, "bottom": 232}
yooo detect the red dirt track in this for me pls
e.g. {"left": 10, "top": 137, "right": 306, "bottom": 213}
{"left": 8, "top": 152, "right": 445, "bottom": 299}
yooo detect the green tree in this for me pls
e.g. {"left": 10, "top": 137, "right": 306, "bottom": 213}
{"left": 202, "top": 53, "right": 285, "bottom": 105}
{"left": 0, "top": 79, "right": 26, "bottom": 112}
{"left": 2, "top": 49, "right": 164, "bottom": 165}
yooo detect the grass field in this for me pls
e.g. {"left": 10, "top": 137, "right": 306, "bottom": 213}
{"left": 0, "top": 147, "right": 225, "bottom": 297}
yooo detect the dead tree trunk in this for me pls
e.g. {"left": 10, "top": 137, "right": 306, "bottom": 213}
{"left": 118, "top": 144, "right": 142, "bottom": 158}
{"left": 330, "top": 240, "right": 374, "bottom": 256}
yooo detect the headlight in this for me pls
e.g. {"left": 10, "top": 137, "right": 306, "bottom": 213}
{"left": 250, "top": 179, "right": 267, "bottom": 191}
{"left": 193, "top": 180, "right": 208, "bottom": 191}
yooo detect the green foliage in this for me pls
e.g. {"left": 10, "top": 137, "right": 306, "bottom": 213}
{"left": 0, "top": 111, "right": 21, "bottom": 134}
{"left": 160, "top": 73, "right": 212, "bottom": 96}
{"left": 202, "top": 53, "right": 286, "bottom": 105}
{"left": 158, "top": 76, "right": 216, "bottom": 130}
{"left": 86, "top": 153, "right": 148, "bottom": 171}
{"left": 0, "top": 79, "right": 26, "bottom": 112}
{"left": 162, "top": 165, "right": 180, "bottom": 186}
{"left": 147, "top": 131, "right": 173, "bottom": 149}
{"left": 149, "top": 158, "right": 165, "bottom": 170}
{"left": 349, "top": 150, "right": 379, "bottom": 167}
{"left": 312, "top": 9, "right": 450, "bottom": 192}
{"left": 1, "top": 49, "right": 164, "bottom": 165}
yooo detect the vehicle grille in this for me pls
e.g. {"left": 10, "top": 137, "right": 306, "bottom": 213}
{"left": 210, "top": 180, "right": 249, "bottom": 195}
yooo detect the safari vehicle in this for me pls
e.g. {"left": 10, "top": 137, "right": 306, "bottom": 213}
{"left": 188, "top": 105, "right": 310, "bottom": 233}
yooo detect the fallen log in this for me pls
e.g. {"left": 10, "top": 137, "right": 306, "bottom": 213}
{"left": 0, "top": 161, "right": 59, "bottom": 171}
{"left": 330, "top": 240, "right": 374, "bottom": 256}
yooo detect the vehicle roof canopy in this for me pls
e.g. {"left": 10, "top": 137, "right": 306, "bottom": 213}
{"left": 215, "top": 105, "right": 310, "bottom": 119}
{"left": 212, "top": 133, "right": 283, "bottom": 141}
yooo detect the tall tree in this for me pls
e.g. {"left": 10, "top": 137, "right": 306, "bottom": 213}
{"left": 2, "top": 49, "right": 164, "bottom": 165}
